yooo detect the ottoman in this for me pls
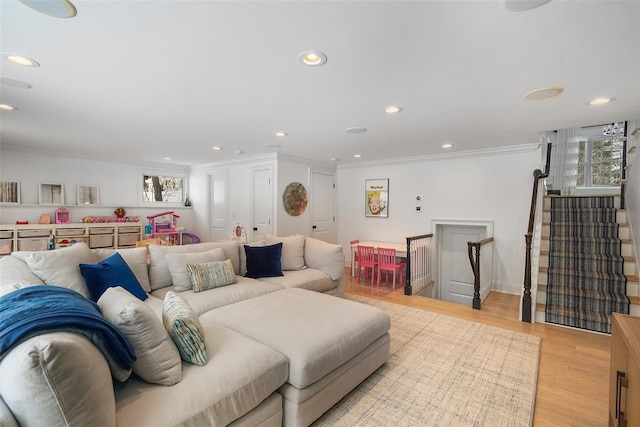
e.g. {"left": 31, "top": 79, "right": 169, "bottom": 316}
{"left": 199, "top": 288, "right": 391, "bottom": 427}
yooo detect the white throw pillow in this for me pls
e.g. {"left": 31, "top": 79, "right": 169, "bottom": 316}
{"left": 25, "top": 243, "right": 95, "bottom": 299}
{"left": 98, "top": 287, "right": 182, "bottom": 386}
{"left": 165, "top": 248, "right": 225, "bottom": 292}
{"left": 303, "top": 237, "right": 344, "bottom": 281}
{"left": 265, "top": 234, "right": 306, "bottom": 271}
{"left": 92, "top": 247, "right": 151, "bottom": 293}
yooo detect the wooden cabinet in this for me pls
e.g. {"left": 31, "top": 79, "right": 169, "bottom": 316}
{"left": 610, "top": 313, "right": 640, "bottom": 427}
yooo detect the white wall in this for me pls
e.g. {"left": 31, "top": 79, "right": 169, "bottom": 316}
{"left": 0, "top": 146, "right": 194, "bottom": 229}
{"left": 625, "top": 120, "right": 640, "bottom": 271}
{"left": 337, "top": 145, "right": 542, "bottom": 295}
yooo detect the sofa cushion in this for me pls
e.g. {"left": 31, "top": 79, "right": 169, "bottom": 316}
{"left": 259, "top": 268, "right": 336, "bottom": 293}
{"left": 165, "top": 248, "right": 226, "bottom": 292}
{"left": 148, "top": 241, "right": 240, "bottom": 290}
{"left": 92, "top": 247, "right": 151, "bottom": 293}
{"left": 80, "top": 252, "right": 148, "bottom": 302}
{"left": 114, "top": 322, "right": 289, "bottom": 427}
{"left": 163, "top": 291, "right": 207, "bottom": 365}
{"left": 265, "top": 234, "right": 306, "bottom": 271}
{"left": 98, "top": 287, "right": 182, "bottom": 386}
{"left": 0, "top": 255, "right": 43, "bottom": 296}
{"left": 0, "top": 332, "right": 116, "bottom": 427}
{"left": 303, "top": 237, "right": 343, "bottom": 281}
{"left": 25, "top": 242, "right": 95, "bottom": 299}
{"left": 200, "top": 288, "right": 390, "bottom": 389}
{"left": 244, "top": 243, "right": 283, "bottom": 279}
{"left": 186, "top": 259, "right": 237, "bottom": 292}
{"left": 150, "top": 277, "right": 284, "bottom": 315}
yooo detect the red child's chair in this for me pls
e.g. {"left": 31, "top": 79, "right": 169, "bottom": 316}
{"left": 377, "top": 247, "right": 406, "bottom": 291}
{"left": 356, "top": 245, "right": 378, "bottom": 286}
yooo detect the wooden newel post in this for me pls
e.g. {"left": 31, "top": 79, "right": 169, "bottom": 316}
{"left": 404, "top": 238, "right": 412, "bottom": 295}
{"left": 522, "top": 233, "right": 533, "bottom": 323}
{"left": 468, "top": 242, "right": 482, "bottom": 310}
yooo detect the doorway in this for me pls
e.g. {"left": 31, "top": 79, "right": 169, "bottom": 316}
{"left": 432, "top": 219, "right": 493, "bottom": 306}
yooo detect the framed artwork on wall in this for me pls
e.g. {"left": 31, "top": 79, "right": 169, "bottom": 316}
{"left": 365, "top": 179, "right": 389, "bottom": 217}
{"left": 77, "top": 184, "right": 99, "bottom": 205}
{"left": 0, "top": 180, "right": 20, "bottom": 204}
{"left": 39, "top": 182, "right": 65, "bottom": 205}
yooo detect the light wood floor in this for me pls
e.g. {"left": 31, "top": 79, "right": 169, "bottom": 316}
{"left": 346, "top": 276, "right": 612, "bottom": 427}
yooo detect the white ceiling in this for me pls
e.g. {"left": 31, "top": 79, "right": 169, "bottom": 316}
{"left": 1, "top": 0, "right": 639, "bottom": 167}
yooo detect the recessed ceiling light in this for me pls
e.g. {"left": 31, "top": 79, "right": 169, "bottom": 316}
{"left": 297, "top": 51, "right": 327, "bottom": 67}
{"left": 0, "top": 104, "right": 18, "bottom": 111}
{"left": 265, "top": 143, "right": 281, "bottom": 148}
{"left": 383, "top": 105, "right": 403, "bottom": 114}
{"left": 353, "top": 154, "right": 362, "bottom": 158}
{"left": 588, "top": 97, "right": 615, "bottom": 105}
{"left": 0, "top": 77, "right": 32, "bottom": 89}
{"left": 18, "top": 0, "right": 77, "bottom": 18}
{"left": 330, "top": 157, "right": 338, "bottom": 162}
{"left": 501, "top": 0, "right": 551, "bottom": 12}
{"left": 345, "top": 127, "right": 367, "bottom": 134}
{"left": 442, "top": 143, "right": 453, "bottom": 149}
{"left": 235, "top": 150, "right": 244, "bottom": 155}
{"left": 212, "top": 146, "right": 222, "bottom": 151}
{"left": 524, "top": 87, "right": 564, "bottom": 100}
{"left": 274, "top": 131, "right": 288, "bottom": 137}
{"left": 163, "top": 157, "right": 172, "bottom": 160}
{"left": 2, "top": 54, "right": 40, "bottom": 67}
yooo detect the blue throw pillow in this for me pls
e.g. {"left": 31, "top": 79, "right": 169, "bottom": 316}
{"left": 80, "top": 252, "right": 148, "bottom": 302}
{"left": 244, "top": 242, "right": 284, "bottom": 279}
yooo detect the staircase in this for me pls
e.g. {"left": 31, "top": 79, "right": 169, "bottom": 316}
{"left": 535, "top": 195, "right": 639, "bottom": 333}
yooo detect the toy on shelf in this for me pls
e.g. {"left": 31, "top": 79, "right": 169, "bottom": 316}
{"left": 114, "top": 207, "right": 126, "bottom": 222}
{"left": 146, "top": 211, "right": 182, "bottom": 245}
{"left": 55, "top": 207, "right": 69, "bottom": 224}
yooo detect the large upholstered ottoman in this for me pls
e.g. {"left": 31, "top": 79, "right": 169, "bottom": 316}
{"left": 200, "top": 288, "right": 391, "bottom": 427}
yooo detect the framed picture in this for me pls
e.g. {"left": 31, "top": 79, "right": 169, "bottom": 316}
{"left": 77, "top": 184, "right": 99, "bottom": 205}
{"left": 365, "top": 179, "right": 389, "bottom": 217}
{"left": 0, "top": 180, "right": 20, "bottom": 204}
{"left": 39, "top": 182, "right": 65, "bottom": 205}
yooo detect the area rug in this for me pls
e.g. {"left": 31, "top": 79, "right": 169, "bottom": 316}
{"left": 313, "top": 295, "right": 541, "bottom": 427}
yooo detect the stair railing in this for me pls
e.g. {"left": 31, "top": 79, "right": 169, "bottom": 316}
{"left": 522, "top": 142, "right": 552, "bottom": 323}
{"left": 467, "top": 237, "right": 494, "bottom": 309}
{"left": 404, "top": 234, "right": 434, "bottom": 295}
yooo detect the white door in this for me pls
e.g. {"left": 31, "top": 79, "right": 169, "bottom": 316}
{"left": 252, "top": 167, "right": 273, "bottom": 241}
{"left": 209, "top": 170, "right": 228, "bottom": 242}
{"left": 310, "top": 171, "right": 336, "bottom": 243}
{"left": 440, "top": 225, "right": 485, "bottom": 306}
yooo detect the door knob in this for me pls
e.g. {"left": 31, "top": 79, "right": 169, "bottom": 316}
{"left": 312, "top": 225, "right": 317, "bottom": 229}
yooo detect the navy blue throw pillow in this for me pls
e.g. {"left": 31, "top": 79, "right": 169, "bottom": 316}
{"left": 244, "top": 242, "right": 284, "bottom": 279}
{"left": 80, "top": 252, "right": 148, "bottom": 302}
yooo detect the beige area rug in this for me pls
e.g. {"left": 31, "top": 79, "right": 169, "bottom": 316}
{"left": 314, "top": 295, "right": 541, "bottom": 427}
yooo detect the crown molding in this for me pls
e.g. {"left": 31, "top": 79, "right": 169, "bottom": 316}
{"left": 337, "top": 143, "right": 541, "bottom": 170}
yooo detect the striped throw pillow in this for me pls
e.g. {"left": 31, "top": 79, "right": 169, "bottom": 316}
{"left": 186, "top": 259, "right": 237, "bottom": 293}
{"left": 162, "top": 291, "right": 207, "bottom": 366}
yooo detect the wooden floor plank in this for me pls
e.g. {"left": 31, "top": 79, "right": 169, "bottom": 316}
{"left": 346, "top": 275, "right": 611, "bottom": 426}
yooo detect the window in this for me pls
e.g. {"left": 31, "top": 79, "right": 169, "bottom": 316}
{"left": 577, "top": 137, "right": 624, "bottom": 187}
{"left": 141, "top": 173, "right": 185, "bottom": 204}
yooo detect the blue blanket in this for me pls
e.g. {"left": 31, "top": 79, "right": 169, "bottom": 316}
{"left": 0, "top": 285, "right": 136, "bottom": 370}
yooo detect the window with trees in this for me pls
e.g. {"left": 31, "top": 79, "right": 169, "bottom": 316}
{"left": 577, "top": 137, "right": 624, "bottom": 187}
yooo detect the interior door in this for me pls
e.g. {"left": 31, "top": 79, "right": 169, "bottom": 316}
{"left": 252, "top": 167, "right": 273, "bottom": 241}
{"left": 440, "top": 225, "right": 485, "bottom": 306}
{"left": 209, "top": 170, "right": 228, "bottom": 241}
{"left": 310, "top": 171, "right": 336, "bottom": 243}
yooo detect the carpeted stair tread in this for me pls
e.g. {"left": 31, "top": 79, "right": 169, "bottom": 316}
{"left": 545, "top": 287, "right": 630, "bottom": 305}
{"left": 549, "top": 222, "right": 619, "bottom": 238}
{"left": 545, "top": 308, "right": 616, "bottom": 333}
{"left": 548, "top": 237, "right": 622, "bottom": 255}
{"left": 550, "top": 208, "right": 617, "bottom": 223}
{"left": 548, "top": 252, "right": 625, "bottom": 274}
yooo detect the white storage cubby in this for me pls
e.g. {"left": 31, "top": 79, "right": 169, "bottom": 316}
{"left": 0, "top": 223, "right": 143, "bottom": 254}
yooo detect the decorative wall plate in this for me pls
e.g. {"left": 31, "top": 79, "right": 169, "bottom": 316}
{"left": 283, "top": 182, "right": 307, "bottom": 216}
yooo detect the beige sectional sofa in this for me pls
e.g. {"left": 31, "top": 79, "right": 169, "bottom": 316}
{"left": 0, "top": 235, "right": 390, "bottom": 427}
